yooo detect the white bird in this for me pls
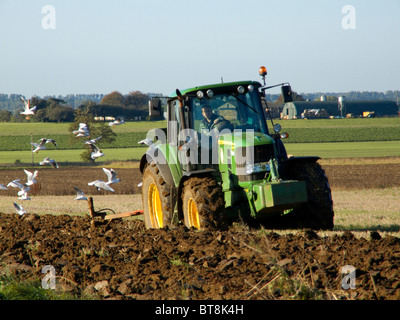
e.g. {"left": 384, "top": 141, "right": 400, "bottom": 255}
{"left": 88, "top": 180, "right": 114, "bottom": 192}
{"left": 24, "top": 169, "right": 38, "bottom": 186}
{"left": 13, "top": 202, "right": 26, "bottom": 215}
{"left": 85, "top": 136, "right": 102, "bottom": 145}
{"left": 17, "top": 186, "right": 31, "bottom": 200}
{"left": 40, "top": 138, "right": 58, "bottom": 148}
{"left": 73, "top": 123, "right": 90, "bottom": 137}
{"left": 30, "top": 140, "right": 46, "bottom": 153}
{"left": 109, "top": 118, "right": 125, "bottom": 126}
{"left": 20, "top": 97, "right": 36, "bottom": 116}
{"left": 103, "top": 168, "right": 120, "bottom": 184}
{"left": 39, "top": 157, "right": 59, "bottom": 168}
{"left": 138, "top": 138, "right": 153, "bottom": 147}
{"left": 137, "top": 182, "right": 143, "bottom": 187}
{"left": 0, "top": 184, "right": 8, "bottom": 190}
{"left": 73, "top": 186, "right": 87, "bottom": 200}
{"left": 8, "top": 179, "right": 31, "bottom": 200}
{"left": 90, "top": 144, "right": 104, "bottom": 160}
{"left": 7, "top": 179, "right": 24, "bottom": 189}
{"left": 31, "top": 138, "right": 58, "bottom": 153}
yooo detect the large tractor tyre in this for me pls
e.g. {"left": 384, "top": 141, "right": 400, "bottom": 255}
{"left": 182, "top": 177, "right": 225, "bottom": 230}
{"left": 284, "top": 161, "right": 334, "bottom": 230}
{"left": 142, "top": 162, "right": 173, "bottom": 229}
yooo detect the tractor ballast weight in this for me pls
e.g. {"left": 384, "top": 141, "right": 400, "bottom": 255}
{"left": 139, "top": 69, "right": 334, "bottom": 230}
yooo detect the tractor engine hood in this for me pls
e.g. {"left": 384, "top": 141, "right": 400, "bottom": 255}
{"left": 217, "top": 131, "right": 278, "bottom": 181}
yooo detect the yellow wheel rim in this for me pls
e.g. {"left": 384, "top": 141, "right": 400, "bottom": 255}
{"left": 148, "top": 182, "right": 163, "bottom": 228}
{"left": 187, "top": 198, "right": 200, "bottom": 229}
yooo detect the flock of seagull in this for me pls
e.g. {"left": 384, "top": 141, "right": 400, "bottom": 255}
{"left": 3, "top": 98, "right": 127, "bottom": 215}
{"left": 2, "top": 166, "right": 122, "bottom": 216}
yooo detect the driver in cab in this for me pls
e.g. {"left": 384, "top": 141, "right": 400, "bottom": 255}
{"left": 199, "top": 105, "right": 225, "bottom": 135}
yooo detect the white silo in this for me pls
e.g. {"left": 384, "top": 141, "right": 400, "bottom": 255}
{"left": 338, "top": 96, "right": 345, "bottom": 117}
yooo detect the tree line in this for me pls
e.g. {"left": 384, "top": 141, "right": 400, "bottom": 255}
{"left": 0, "top": 91, "right": 155, "bottom": 123}
{"left": 0, "top": 89, "right": 398, "bottom": 122}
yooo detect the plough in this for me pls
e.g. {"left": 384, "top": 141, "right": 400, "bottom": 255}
{"left": 87, "top": 197, "right": 143, "bottom": 222}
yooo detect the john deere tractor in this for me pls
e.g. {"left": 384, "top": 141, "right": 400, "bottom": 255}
{"left": 139, "top": 67, "right": 334, "bottom": 230}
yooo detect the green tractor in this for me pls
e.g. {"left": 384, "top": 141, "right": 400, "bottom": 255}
{"left": 139, "top": 67, "right": 334, "bottom": 230}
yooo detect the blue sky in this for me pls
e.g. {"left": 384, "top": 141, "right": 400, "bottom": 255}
{"left": 0, "top": 0, "right": 399, "bottom": 97}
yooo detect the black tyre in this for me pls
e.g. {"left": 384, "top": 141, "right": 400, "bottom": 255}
{"left": 284, "top": 161, "right": 334, "bottom": 230}
{"left": 182, "top": 176, "right": 225, "bottom": 229}
{"left": 142, "top": 162, "right": 173, "bottom": 229}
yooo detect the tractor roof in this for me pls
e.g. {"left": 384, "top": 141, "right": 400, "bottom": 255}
{"left": 170, "top": 81, "right": 262, "bottom": 98}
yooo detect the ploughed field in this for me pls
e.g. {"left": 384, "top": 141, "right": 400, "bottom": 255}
{"left": 0, "top": 163, "right": 399, "bottom": 300}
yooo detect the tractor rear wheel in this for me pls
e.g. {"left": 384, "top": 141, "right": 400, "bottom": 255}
{"left": 283, "top": 161, "right": 334, "bottom": 230}
{"left": 142, "top": 162, "right": 173, "bottom": 229}
{"left": 182, "top": 176, "right": 225, "bottom": 229}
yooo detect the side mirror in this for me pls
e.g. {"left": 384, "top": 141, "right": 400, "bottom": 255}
{"left": 281, "top": 85, "right": 293, "bottom": 103}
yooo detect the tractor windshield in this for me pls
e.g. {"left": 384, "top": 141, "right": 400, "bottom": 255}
{"left": 189, "top": 89, "right": 269, "bottom": 135}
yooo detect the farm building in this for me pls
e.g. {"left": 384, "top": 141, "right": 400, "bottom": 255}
{"left": 281, "top": 100, "right": 399, "bottom": 119}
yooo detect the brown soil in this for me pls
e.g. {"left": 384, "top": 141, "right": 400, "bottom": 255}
{"left": 0, "top": 163, "right": 399, "bottom": 300}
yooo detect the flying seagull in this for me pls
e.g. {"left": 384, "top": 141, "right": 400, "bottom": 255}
{"left": 13, "top": 202, "right": 26, "bottom": 215}
{"left": 7, "top": 179, "right": 24, "bottom": 189}
{"left": 39, "top": 157, "right": 59, "bottom": 168}
{"left": 17, "top": 186, "right": 31, "bottom": 200}
{"left": 73, "top": 123, "right": 90, "bottom": 137}
{"left": 85, "top": 136, "right": 102, "bottom": 145}
{"left": 73, "top": 186, "right": 87, "bottom": 200}
{"left": 103, "top": 168, "right": 120, "bottom": 185}
{"left": 88, "top": 180, "right": 114, "bottom": 192}
{"left": 20, "top": 97, "right": 36, "bottom": 116}
{"left": 138, "top": 138, "right": 154, "bottom": 147}
{"left": 24, "top": 169, "right": 38, "bottom": 186}
{"left": 90, "top": 144, "right": 105, "bottom": 160}
{"left": 30, "top": 139, "right": 46, "bottom": 153}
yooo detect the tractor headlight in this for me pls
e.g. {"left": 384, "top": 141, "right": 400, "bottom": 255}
{"left": 245, "top": 162, "right": 270, "bottom": 174}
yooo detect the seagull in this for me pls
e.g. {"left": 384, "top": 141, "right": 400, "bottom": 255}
{"left": 88, "top": 180, "right": 114, "bottom": 192}
{"left": 85, "top": 136, "right": 102, "bottom": 145}
{"left": 109, "top": 118, "right": 125, "bottom": 126}
{"left": 39, "top": 138, "right": 58, "bottom": 148}
{"left": 90, "top": 144, "right": 104, "bottom": 160}
{"left": 103, "top": 168, "right": 120, "bottom": 184}
{"left": 20, "top": 97, "right": 36, "bottom": 116}
{"left": 24, "top": 169, "right": 38, "bottom": 186}
{"left": 137, "top": 182, "right": 143, "bottom": 187}
{"left": 73, "top": 186, "right": 87, "bottom": 200}
{"left": 7, "top": 179, "right": 24, "bottom": 189}
{"left": 17, "top": 186, "right": 31, "bottom": 200}
{"left": 30, "top": 139, "right": 46, "bottom": 153}
{"left": 13, "top": 202, "right": 26, "bottom": 216}
{"left": 0, "top": 184, "right": 8, "bottom": 190}
{"left": 73, "top": 123, "right": 90, "bottom": 137}
{"left": 138, "top": 138, "right": 153, "bottom": 147}
{"left": 39, "top": 157, "right": 59, "bottom": 168}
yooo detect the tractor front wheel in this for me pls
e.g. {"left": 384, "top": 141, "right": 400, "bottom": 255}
{"left": 142, "top": 162, "right": 173, "bottom": 229}
{"left": 182, "top": 176, "right": 225, "bottom": 229}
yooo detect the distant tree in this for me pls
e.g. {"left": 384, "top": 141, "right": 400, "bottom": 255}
{"left": 99, "top": 91, "right": 124, "bottom": 106}
{"left": 0, "top": 110, "right": 11, "bottom": 122}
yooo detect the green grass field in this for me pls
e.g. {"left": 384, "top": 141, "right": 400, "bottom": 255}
{"left": 1, "top": 118, "right": 400, "bottom": 164}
